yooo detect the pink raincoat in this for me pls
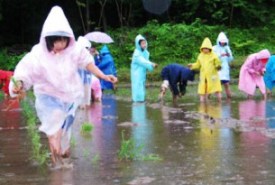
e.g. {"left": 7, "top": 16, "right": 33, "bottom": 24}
{"left": 238, "top": 49, "right": 271, "bottom": 95}
{"left": 10, "top": 6, "right": 94, "bottom": 152}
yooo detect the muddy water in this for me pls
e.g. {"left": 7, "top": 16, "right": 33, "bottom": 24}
{"left": 1, "top": 95, "right": 275, "bottom": 184}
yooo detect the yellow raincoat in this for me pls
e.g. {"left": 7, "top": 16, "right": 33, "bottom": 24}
{"left": 191, "top": 38, "right": 222, "bottom": 95}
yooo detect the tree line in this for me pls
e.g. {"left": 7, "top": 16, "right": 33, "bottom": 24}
{"left": 0, "top": 0, "right": 274, "bottom": 47}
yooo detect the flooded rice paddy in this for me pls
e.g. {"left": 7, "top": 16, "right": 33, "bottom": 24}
{"left": 1, "top": 95, "right": 275, "bottom": 185}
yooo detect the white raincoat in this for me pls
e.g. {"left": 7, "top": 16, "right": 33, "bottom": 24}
{"left": 213, "top": 32, "right": 233, "bottom": 81}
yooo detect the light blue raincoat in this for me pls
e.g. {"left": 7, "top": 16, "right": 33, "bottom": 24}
{"left": 131, "top": 35, "right": 154, "bottom": 102}
{"left": 213, "top": 32, "right": 233, "bottom": 81}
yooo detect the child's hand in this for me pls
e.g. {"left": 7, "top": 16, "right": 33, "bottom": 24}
{"left": 104, "top": 75, "right": 118, "bottom": 83}
{"left": 187, "top": 64, "right": 192, "bottom": 68}
{"left": 12, "top": 80, "right": 24, "bottom": 94}
{"left": 153, "top": 63, "right": 158, "bottom": 68}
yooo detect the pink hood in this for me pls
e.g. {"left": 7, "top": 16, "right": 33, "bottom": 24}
{"left": 256, "top": 49, "right": 271, "bottom": 60}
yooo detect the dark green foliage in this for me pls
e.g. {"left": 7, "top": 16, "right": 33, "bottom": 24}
{"left": 108, "top": 20, "right": 274, "bottom": 82}
{"left": 0, "top": 49, "right": 25, "bottom": 71}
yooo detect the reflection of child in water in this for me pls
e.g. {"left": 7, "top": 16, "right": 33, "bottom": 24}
{"left": 159, "top": 63, "right": 195, "bottom": 104}
{"left": 10, "top": 6, "right": 117, "bottom": 167}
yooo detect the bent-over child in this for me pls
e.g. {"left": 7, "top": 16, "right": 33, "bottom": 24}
{"left": 159, "top": 63, "right": 195, "bottom": 104}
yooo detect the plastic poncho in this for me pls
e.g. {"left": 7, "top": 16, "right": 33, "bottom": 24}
{"left": 10, "top": 6, "right": 93, "bottom": 147}
{"left": 161, "top": 63, "right": 195, "bottom": 96}
{"left": 77, "top": 36, "right": 93, "bottom": 106}
{"left": 0, "top": 70, "right": 13, "bottom": 96}
{"left": 97, "top": 45, "right": 117, "bottom": 90}
{"left": 191, "top": 38, "right": 222, "bottom": 95}
{"left": 131, "top": 35, "right": 154, "bottom": 102}
{"left": 264, "top": 55, "right": 275, "bottom": 90}
{"left": 213, "top": 32, "right": 234, "bottom": 81}
{"left": 238, "top": 49, "right": 270, "bottom": 95}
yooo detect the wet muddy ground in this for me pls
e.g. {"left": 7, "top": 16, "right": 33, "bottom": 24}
{"left": 1, "top": 95, "right": 275, "bottom": 185}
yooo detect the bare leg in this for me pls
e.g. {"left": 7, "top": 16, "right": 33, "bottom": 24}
{"left": 200, "top": 95, "right": 206, "bottom": 103}
{"left": 267, "top": 89, "right": 272, "bottom": 98}
{"left": 158, "top": 86, "right": 167, "bottom": 101}
{"left": 48, "top": 129, "right": 63, "bottom": 166}
{"left": 262, "top": 93, "right": 267, "bottom": 100}
{"left": 224, "top": 83, "right": 232, "bottom": 99}
{"left": 216, "top": 92, "right": 222, "bottom": 102}
{"left": 172, "top": 94, "right": 178, "bottom": 106}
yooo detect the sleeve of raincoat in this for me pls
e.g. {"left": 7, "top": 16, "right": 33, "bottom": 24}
{"left": 11, "top": 53, "right": 35, "bottom": 91}
{"left": 225, "top": 46, "right": 234, "bottom": 63}
{"left": 76, "top": 46, "right": 94, "bottom": 69}
{"left": 213, "top": 54, "right": 222, "bottom": 69}
{"left": 133, "top": 50, "right": 154, "bottom": 71}
{"left": 190, "top": 58, "right": 201, "bottom": 71}
{"left": 244, "top": 55, "right": 257, "bottom": 74}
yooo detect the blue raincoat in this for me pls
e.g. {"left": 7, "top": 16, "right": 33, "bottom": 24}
{"left": 264, "top": 55, "right": 275, "bottom": 90}
{"left": 131, "top": 35, "right": 154, "bottom": 102}
{"left": 97, "top": 45, "right": 117, "bottom": 90}
{"left": 213, "top": 32, "right": 233, "bottom": 81}
{"left": 161, "top": 63, "right": 195, "bottom": 96}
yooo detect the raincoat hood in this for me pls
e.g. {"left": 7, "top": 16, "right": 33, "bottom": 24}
{"left": 100, "top": 45, "right": 110, "bottom": 55}
{"left": 40, "top": 6, "right": 75, "bottom": 51}
{"left": 200, "top": 37, "right": 213, "bottom": 52}
{"left": 77, "top": 36, "right": 91, "bottom": 49}
{"left": 256, "top": 49, "right": 271, "bottom": 60}
{"left": 216, "top": 32, "right": 229, "bottom": 45}
{"left": 135, "top": 34, "right": 147, "bottom": 51}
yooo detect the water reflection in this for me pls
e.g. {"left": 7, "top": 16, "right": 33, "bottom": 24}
{"left": 131, "top": 102, "right": 153, "bottom": 148}
{"left": 239, "top": 100, "right": 266, "bottom": 128}
{"left": 266, "top": 100, "right": 275, "bottom": 129}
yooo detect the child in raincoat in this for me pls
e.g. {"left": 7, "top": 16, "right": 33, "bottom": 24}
{"left": 264, "top": 55, "right": 275, "bottom": 97}
{"left": 238, "top": 49, "right": 270, "bottom": 99}
{"left": 131, "top": 34, "right": 157, "bottom": 102}
{"left": 77, "top": 36, "right": 93, "bottom": 109}
{"left": 189, "top": 37, "right": 222, "bottom": 102}
{"left": 213, "top": 32, "right": 234, "bottom": 99}
{"left": 10, "top": 6, "right": 117, "bottom": 167}
{"left": 159, "top": 63, "right": 195, "bottom": 104}
{"left": 97, "top": 45, "right": 117, "bottom": 90}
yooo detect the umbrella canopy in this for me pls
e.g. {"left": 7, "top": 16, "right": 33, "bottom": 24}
{"left": 84, "top": 31, "right": 114, "bottom": 44}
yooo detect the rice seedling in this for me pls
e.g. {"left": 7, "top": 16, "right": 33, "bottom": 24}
{"left": 91, "top": 154, "right": 100, "bottom": 164}
{"left": 118, "top": 130, "right": 143, "bottom": 161}
{"left": 141, "top": 154, "right": 163, "bottom": 161}
{"left": 83, "top": 148, "right": 90, "bottom": 158}
{"left": 81, "top": 122, "right": 94, "bottom": 133}
{"left": 21, "top": 98, "right": 49, "bottom": 165}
